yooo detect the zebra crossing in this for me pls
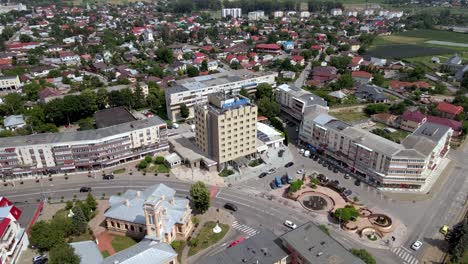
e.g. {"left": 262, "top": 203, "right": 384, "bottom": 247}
{"left": 232, "top": 221, "right": 258, "bottom": 238}
{"left": 391, "top": 247, "right": 419, "bottom": 264}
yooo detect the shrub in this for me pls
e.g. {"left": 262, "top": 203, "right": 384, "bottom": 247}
{"left": 155, "top": 156, "right": 165, "bottom": 164}
{"left": 318, "top": 224, "right": 330, "bottom": 236}
{"left": 350, "top": 248, "right": 376, "bottom": 264}
{"left": 334, "top": 206, "right": 359, "bottom": 222}
{"left": 289, "top": 180, "right": 304, "bottom": 193}
{"left": 65, "top": 201, "right": 73, "bottom": 210}
{"left": 219, "top": 169, "right": 234, "bottom": 177}
{"left": 137, "top": 160, "right": 148, "bottom": 169}
{"left": 144, "top": 155, "right": 153, "bottom": 163}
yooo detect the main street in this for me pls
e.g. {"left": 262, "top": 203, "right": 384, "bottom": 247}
{"left": 2, "top": 174, "right": 402, "bottom": 264}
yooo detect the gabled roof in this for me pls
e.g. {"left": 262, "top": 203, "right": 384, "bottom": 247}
{"left": 436, "top": 101, "right": 464, "bottom": 115}
{"left": 401, "top": 110, "right": 426, "bottom": 123}
{"left": 102, "top": 239, "right": 177, "bottom": 264}
{"left": 351, "top": 71, "right": 372, "bottom": 79}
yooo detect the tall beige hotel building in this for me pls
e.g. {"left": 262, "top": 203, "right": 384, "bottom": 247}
{"left": 195, "top": 93, "right": 258, "bottom": 170}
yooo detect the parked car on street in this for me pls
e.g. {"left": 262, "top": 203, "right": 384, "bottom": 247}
{"left": 411, "top": 240, "right": 423, "bottom": 251}
{"left": 343, "top": 190, "right": 352, "bottom": 196}
{"left": 268, "top": 168, "right": 276, "bottom": 174}
{"left": 284, "top": 162, "right": 294, "bottom": 168}
{"left": 270, "top": 182, "right": 277, "bottom": 189}
{"left": 224, "top": 203, "right": 238, "bottom": 212}
{"left": 275, "top": 176, "right": 283, "bottom": 188}
{"left": 296, "top": 169, "right": 305, "bottom": 174}
{"left": 103, "top": 174, "right": 114, "bottom": 180}
{"left": 79, "top": 187, "right": 91, "bottom": 192}
{"left": 229, "top": 237, "right": 245, "bottom": 247}
{"left": 354, "top": 180, "right": 361, "bottom": 186}
{"left": 259, "top": 172, "right": 267, "bottom": 178}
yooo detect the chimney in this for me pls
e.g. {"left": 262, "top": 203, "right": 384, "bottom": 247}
{"left": 124, "top": 199, "right": 130, "bottom": 206}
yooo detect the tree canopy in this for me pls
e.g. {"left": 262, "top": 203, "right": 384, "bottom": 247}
{"left": 48, "top": 243, "right": 81, "bottom": 264}
{"left": 350, "top": 248, "right": 376, "bottom": 264}
{"left": 190, "top": 181, "right": 210, "bottom": 213}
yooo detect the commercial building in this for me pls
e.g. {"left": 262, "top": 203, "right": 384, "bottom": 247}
{"left": 0, "top": 76, "right": 22, "bottom": 95}
{"left": 299, "top": 106, "right": 452, "bottom": 189}
{"left": 281, "top": 222, "right": 365, "bottom": 264}
{"left": 104, "top": 183, "right": 193, "bottom": 243}
{"left": 165, "top": 70, "right": 277, "bottom": 121}
{"left": 0, "top": 117, "right": 168, "bottom": 180}
{"left": 0, "top": 197, "right": 29, "bottom": 264}
{"left": 222, "top": 8, "right": 242, "bottom": 18}
{"left": 275, "top": 84, "right": 328, "bottom": 120}
{"left": 195, "top": 93, "right": 258, "bottom": 170}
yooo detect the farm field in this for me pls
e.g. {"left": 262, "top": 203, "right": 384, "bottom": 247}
{"left": 365, "top": 44, "right": 453, "bottom": 59}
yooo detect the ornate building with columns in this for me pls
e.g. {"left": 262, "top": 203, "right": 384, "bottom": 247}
{"left": 104, "top": 183, "right": 193, "bottom": 243}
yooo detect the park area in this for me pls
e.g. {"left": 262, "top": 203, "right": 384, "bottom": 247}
{"left": 367, "top": 30, "right": 468, "bottom": 60}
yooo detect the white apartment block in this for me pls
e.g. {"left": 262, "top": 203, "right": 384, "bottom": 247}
{"left": 248, "top": 11, "right": 265, "bottom": 21}
{"left": 273, "top": 11, "right": 284, "bottom": 18}
{"left": 299, "top": 106, "right": 452, "bottom": 190}
{"left": 275, "top": 84, "right": 328, "bottom": 121}
{"left": 0, "top": 197, "right": 28, "bottom": 264}
{"left": 165, "top": 70, "right": 277, "bottom": 121}
{"left": 222, "top": 8, "right": 242, "bottom": 18}
{"left": 330, "top": 8, "right": 343, "bottom": 16}
{"left": 0, "top": 76, "right": 22, "bottom": 95}
{"left": 195, "top": 94, "right": 257, "bottom": 170}
{"left": 300, "top": 11, "right": 311, "bottom": 18}
{"left": 0, "top": 117, "right": 169, "bottom": 180}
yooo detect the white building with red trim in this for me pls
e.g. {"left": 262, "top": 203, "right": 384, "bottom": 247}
{"left": 0, "top": 197, "right": 28, "bottom": 264}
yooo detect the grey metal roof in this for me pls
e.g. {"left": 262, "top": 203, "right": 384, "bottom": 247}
{"left": 102, "top": 239, "right": 177, "bottom": 264}
{"left": 3, "top": 115, "right": 25, "bottom": 128}
{"left": 408, "top": 122, "right": 450, "bottom": 143}
{"left": 281, "top": 222, "right": 366, "bottom": 264}
{"left": 0, "top": 116, "right": 165, "bottom": 148}
{"left": 341, "top": 126, "right": 404, "bottom": 157}
{"left": 355, "top": 84, "right": 388, "bottom": 101}
{"left": 69, "top": 241, "right": 104, "bottom": 264}
{"left": 105, "top": 184, "right": 189, "bottom": 236}
{"left": 204, "top": 230, "right": 289, "bottom": 264}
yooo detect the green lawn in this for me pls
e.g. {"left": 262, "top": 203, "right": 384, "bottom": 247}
{"left": 113, "top": 168, "right": 126, "bottom": 174}
{"left": 188, "top": 221, "right": 230, "bottom": 256}
{"left": 397, "top": 29, "right": 468, "bottom": 43}
{"left": 171, "top": 240, "right": 186, "bottom": 263}
{"left": 329, "top": 111, "right": 369, "bottom": 122}
{"left": 111, "top": 235, "right": 137, "bottom": 253}
{"left": 101, "top": 250, "right": 110, "bottom": 258}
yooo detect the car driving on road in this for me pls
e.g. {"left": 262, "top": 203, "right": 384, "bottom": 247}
{"left": 224, "top": 203, "right": 238, "bottom": 212}
{"left": 411, "top": 240, "right": 423, "bottom": 251}
{"left": 284, "top": 220, "right": 297, "bottom": 229}
{"left": 79, "top": 187, "right": 91, "bottom": 192}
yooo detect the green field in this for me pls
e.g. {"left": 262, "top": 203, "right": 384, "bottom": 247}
{"left": 397, "top": 30, "right": 468, "bottom": 43}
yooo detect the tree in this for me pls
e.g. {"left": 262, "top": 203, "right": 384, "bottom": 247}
{"left": 334, "top": 206, "right": 359, "bottom": 222}
{"left": 372, "top": 73, "right": 385, "bottom": 86}
{"left": 186, "top": 65, "right": 200, "bottom": 77}
{"left": 138, "top": 160, "right": 148, "bottom": 169}
{"left": 180, "top": 103, "right": 189, "bottom": 118}
{"left": 289, "top": 180, "right": 304, "bottom": 193}
{"left": 190, "top": 181, "right": 210, "bottom": 213}
{"left": 350, "top": 249, "right": 376, "bottom": 264}
{"left": 239, "top": 88, "right": 249, "bottom": 97}
{"left": 86, "top": 193, "right": 97, "bottom": 211}
{"left": 330, "top": 56, "right": 352, "bottom": 70}
{"left": 461, "top": 72, "right": 468, "bottom": 89}
{"left": 447, "top": 217, "right": 468, "bottom": 262}
{"left": 19, "top": 34, "right": 32, "bottom": 43}
{"left": 49, "top": 243, "right": 81, "bottom": 264}
{"left": 29, "top": 221, "right": 64, "bottom": 252}
{"left": 334, "top": 74, "right": 354, "bottom": 89}
{"left": 433, "top": 83, "right": 447, "bottom": 95}
{"left": 255, "top": 83, "right": 274, "bottom": 99}
{"left": 364, "top": 103, "right": 389, "bottom": 115}
{"left": 155, "top": 156, "right": 165, "bottom": 164}
{"left": 50, "top": 214, "right": 73, "bottom": 237}
{"left": 257, "top": 97, "right": 280, "bottom": 118}
{"left": 155, "top": 47, "right": 174, "bottom": 64}
{"left": 71, "top": 206, "right": 88, "bottom": 235}
{"left": 200, "top": 59, "right": 208, "bottom": 72}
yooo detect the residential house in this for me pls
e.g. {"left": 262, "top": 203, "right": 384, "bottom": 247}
{"left": 436, "top": 101, "right": 464, "bottom": 119}
{"left": 427, "top": 115, "right": 462, "bottom": 137}
{"left": 310, "top": 66, "right": 337, "bottom": 84}
{"left": 59, "top": 51, "right": 80, "bottom": 64}
{"left": 371, "top": 113, "right": 400, "bottom": 127}
{"left": 38, "top": 87, "right": 62, "bottom": 103}
{"left": 330, "top": 8, "right": 343, "bottom": 16}
{"left": 351, "top": 71, "right": 373, "bottom": 84}
{"left": 0, "top": 76, "right": 22, "bottom": 95}
{"left": 291, "top": 55, "right": 305, "bottom": 66}
{"left": 355, "top": 84, "right": 388, "bottom": 103}
{"left": 348, "top": 56, "right": 363, "bottom": 71}
{"left": 389, "top": 80, "right": 430, "bottom": 93}
{"left": 256, "top": 44, "right": 281, "bottom": 54}
{"left": 400, "top": 110, "right": 427, "bottom": 132}
{"left": 30, "top": 65, "right": 55, "bottom": 78}
{"left": 3, "top": 115, "right": 25, "bottom": 131}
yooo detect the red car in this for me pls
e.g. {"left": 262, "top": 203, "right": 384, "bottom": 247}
{"left": 228, "top": 237, "right": 245, "bottom": 248}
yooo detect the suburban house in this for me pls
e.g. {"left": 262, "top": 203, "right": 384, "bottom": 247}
{"left": 371, "top": 113, "right": 400, "bottom": 127}
{"left": 436, "top": 101, "right": 464, "bottom": 119}
{"left": 310, "top": 66, "right": 337, "bottom": 84}
{"left": 3, "top": 115, "right": 25, "bottom": 131}
{"left": 355, "top": 84, "right": 388, "bottom": 103}
{"left": 351, "top": 71, "right": 373, "bottom": 84}
{"left": 400, "top": 110, "right": 427, "bottom": 132}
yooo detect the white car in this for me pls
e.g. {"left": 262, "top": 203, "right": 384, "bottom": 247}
{"left": 411, "top": 240, "right": 423, "bottom": 251}
{"left": 284, "top": 220, "right": 297, "bottom": 229}
{"left": 296, "top": 169, "right": 305, "bottom": 174}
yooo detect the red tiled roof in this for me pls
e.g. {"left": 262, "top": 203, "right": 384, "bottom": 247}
{"left": 0, "top": 218, "right": 11, "bottom": 238}
{"left": 351, "top": 71, "right": 372, "bottom": 79}
{"left": 436, "top": 101, "right": 464, "bottom": 116}
{"left": 427, "top": 115, "right": 462, "bottom": 131}
{"left": 311, "top": 45, "right": 323, "bottom": 50}
{"left": 401, "top": 110, "right": 426, "bottom": 123}
{"left": 389, "top": 80, "right": 430, "bottom": 90}
{"left": 291, "top": 55, "right": 304, "bottom": 62}
{"left": 256, "top": 43, "right": 281, "bottom": 50}
{"left": 350, "top": 56, "right": 363, "bottom": 66}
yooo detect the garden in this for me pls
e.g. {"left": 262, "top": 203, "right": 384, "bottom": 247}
{"left": 188, "top": 221, "right": 230, "bottom": 256}
{"left": 137, "top": 155, "right": 170, "bottom": 175}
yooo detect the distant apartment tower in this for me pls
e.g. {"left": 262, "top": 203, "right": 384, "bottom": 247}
{"left": 248, "top": 11, "right": 265, "bottom": 21}
{"left": 195, "top": 93, "right": 257, "bottom": 170}
{"left": 222, "top": 8, "right": 242, "bottom": 18}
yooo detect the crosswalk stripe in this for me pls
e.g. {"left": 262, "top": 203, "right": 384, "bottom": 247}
{"left": 393, "top": 247, "right": 401, "bottom": 254}
{"left": 404, "top": 253, "right": 411, "bottom": 262}
{"left": 409, "top": 258, "right": 417, "bottom": 264}
{"left": 400, "top": 251, "right": 408, "bottom": 259}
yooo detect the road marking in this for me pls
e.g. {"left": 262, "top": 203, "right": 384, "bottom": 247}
{"left": 232, "top": 221, "right": 258, "bottom": 237}
{"left": 392, "top": 247, "right": 418, "bottom": 264}
{"left": 215, "top": 189, "right": 222, "bottom": 198}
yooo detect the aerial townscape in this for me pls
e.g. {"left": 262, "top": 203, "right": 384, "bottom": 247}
{"left": 0, "top": 0, "right": 467, "bottom": 263}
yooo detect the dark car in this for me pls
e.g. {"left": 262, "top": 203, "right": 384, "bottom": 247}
{"left": 79, "top": 187, "right": 92, "bottom": 192}
{"left": 33, "top": 255, "right": 48, "bottom": 264}
{"left": 258, "top": 172, "right": 268, "bottom": 178}
{"left": 103, "top": 174, "right": 114, "bottom": 180}
{"left": 355, "top": 180, "right": 361, "bottom": 186}
{"left": 343, "top": 189, "right": 352, "bottom": 196}
{"left": 270, "top": 181, "right": 277, "bottom": 189}
{"left": 284, "top": 162, "right": 294, "bottom": 168}
{"left": 224, "top": 203, "right": 238, "bottom": 212}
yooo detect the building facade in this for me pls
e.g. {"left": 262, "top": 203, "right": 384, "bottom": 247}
{"left": 299, "top": 109, "right": 452, "bottom": 189}
{"left": 275, "top": 84, "right": 328, "bottom": 121}
{"left": 248, "top": 11, "right": 265, "bottom": 20}
{"left": 222, "top": 8, "right": 242, "bottom": 18}
{"left": 195, "top": 94, "right": 258, "bottom": 170}
{"left": 104, "top": 184, "right": 193, "bottom": 244}
{"left": 0, "top": 117, "right": 168, "bottom": 180}
{"left": 0, "top": 76, "right": 21, "bottom": 95}
{"left": 0, "top": 197, "right": 28, "bottom": 264}
{"left": 165, "top": 70, "right": 276, "bottom": 121}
